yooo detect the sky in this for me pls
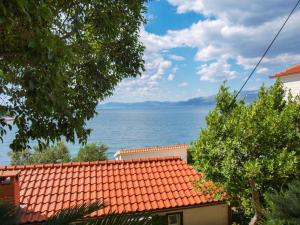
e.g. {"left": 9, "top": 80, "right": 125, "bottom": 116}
{"left": 108, "top": 0, "right": 300, "bottom": 103}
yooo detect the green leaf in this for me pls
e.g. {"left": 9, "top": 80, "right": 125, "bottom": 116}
{"left": 0, "top": 0, "right": 147, "bottom": 151}
{"left": 192, "top": 80, "right": 300, "bottom": 223}
{"left": 44, "top": 202, "right": 104, "bottom": 225}
{"left": 0, "top": 201, "right": 21, "bottom": 225}
{"left": 17, "top": 0, "right": 26, "bottom": 11}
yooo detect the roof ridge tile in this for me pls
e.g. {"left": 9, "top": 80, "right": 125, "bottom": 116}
{"left": 0, "top": 156, "right": 182, "bottom": 170}
{"left": 115, "top": 144, "right": 189, "bottom": 155}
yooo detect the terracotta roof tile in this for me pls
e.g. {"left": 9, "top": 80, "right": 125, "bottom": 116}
{"left": 271, "top": 64, "right": 300, "bottom": 78}
{"left": 0, "top": 157, "right": 223, "bottom": 224}
{"left": 115, "top": 144, "right": 189, "bottom": 156}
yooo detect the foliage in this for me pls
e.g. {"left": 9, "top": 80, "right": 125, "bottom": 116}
{"left": 9, "top": 142, "right": 108, "bottom": 165}
{"left": 0, "top": 200, "right": 154, "bottom": 225}
{"left": 44, "top": 202, "right": 104, "bottom": 225}
{"left": 0, "top": 0, "right": 147, "bottom": 151}
{"left": 84, "top": 212, "right": 155, "bottom": 225}
{"left": 191, "top": 80, "right": 300, "bottom": 224}
{"left": 0, "top": 201, "right": 21, "bottom": 225}
{"left": 187, "top": 145, "right": 195, "bottom": 165}
{"left": 9, "top": 142, "right": 71, "bottom": 165}
{"left": 263, "top": 180, "right": 300, "bottom": 225}
{"left": 73, "top": 143, "right": 107, "bottom": 162}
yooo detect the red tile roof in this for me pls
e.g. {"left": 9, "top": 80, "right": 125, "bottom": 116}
{"left": 271, "top": 64, "right": 300, "bottom": 78}
{"left": 0, "top": 157, "right": 223, "bottom": 224}
{"left": 116, "top": 144, "right": 189, "bottom": 155}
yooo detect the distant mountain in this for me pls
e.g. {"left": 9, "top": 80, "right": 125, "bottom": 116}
{"left": 100, "top": 90, "right": 258, "bottom": 109}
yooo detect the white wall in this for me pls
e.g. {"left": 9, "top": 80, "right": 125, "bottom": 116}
{"left": 279, "top": 73, "right": 300, "bottom": 98}
{"left": 158, "top": 203, "right": 229, "bottom": 225}
{"left": 115, "top": 147, "right": 188, "bottom": 162}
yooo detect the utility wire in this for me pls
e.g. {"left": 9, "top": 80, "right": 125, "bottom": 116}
{"left": 231, "top": 0, "right": 300, "bottom": 104}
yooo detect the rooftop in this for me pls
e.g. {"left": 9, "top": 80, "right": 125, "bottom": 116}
{"left": 0, "top": 157, "right": 222, "bottom": 224}
{"left": 0, "top": 170, "right": 20, "bottom": 177}
{"left": 271, "top": 64, "right": 300, "bottom": 78}
{"left": 115, "top": 144, "right": 189, "bottom": 156}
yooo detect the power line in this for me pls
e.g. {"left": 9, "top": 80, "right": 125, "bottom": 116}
{"left": 231, "top": 0, "right": 300, "bottom": 104}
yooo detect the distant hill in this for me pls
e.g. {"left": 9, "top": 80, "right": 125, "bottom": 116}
{"left": 100, "top": 90, "right": 258, "bottom": 109}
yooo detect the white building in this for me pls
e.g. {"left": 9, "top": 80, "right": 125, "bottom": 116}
{"left": 114, "top": 144, "right": 189, "bottom": 162}
{"left": 271, "top": 64, "right": 300, "bottom": 98}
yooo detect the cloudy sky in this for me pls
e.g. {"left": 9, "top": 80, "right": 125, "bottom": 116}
{"left": 108, "top": 0, "right": 300, "bottom": 102}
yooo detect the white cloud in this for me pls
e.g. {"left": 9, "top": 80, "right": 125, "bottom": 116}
{"left": 178, "top": 82, "right": 188, "bottom": 87}
{"left": 140, "top": 2, "right": 300, "bottom": 81}
{"left": 109, "top": 45, "right": 173, "bottom": 101}
{"left": 195, "top": 45, "right": 224, "bottom": 61}
{"left": 167, "top": 0, "right": 204, "bottom": 15}
{"left": 257, "top": 67, "right": 269, "bottom": 74}
{"left": 168, "top": 73, "right": 175, "bottom": 81}
{"left": 111, "top": 0, "right": 300, "bottom": 101}
{"left": 197, "top": 59, "right": 238, "bottom": 81}
{"left": 167, "top": 0, "right": 293, "bottom": 26}
{"left": 168, "top": 54, "right": 185, "bottom": 61}
{"left": 148, "top": 58, "right": 172, "bottom": 82}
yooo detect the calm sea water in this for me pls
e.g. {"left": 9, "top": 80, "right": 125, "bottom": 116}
{"left": 0, "top": 106, "right": 212, "bottom": 165}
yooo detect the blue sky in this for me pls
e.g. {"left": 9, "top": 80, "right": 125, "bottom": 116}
{"left": 109, "top": 0, "right": 300, "bottom": 102}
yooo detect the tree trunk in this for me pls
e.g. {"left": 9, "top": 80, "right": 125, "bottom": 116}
{"left": 249, "top": 179, "right": 262, "bottom": 225}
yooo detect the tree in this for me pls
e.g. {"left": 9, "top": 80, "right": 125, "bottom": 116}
{"left": 187, "top": 146, "right": 195, "bottom": 165}
{"left": 191, "top": 80, "right": 300, "bottom": 225}
{"left": 9, "top": 141, "right": 71, "bottom": 165}
{"left": 263, "top": 180, "right": 300, "bottom": 225}
{"left": 73, "top": 143, "right": 107, "bottom": 162}
{"left": 0, "top": 201, "right": 155, "bottom": 225}
{"left": 0, "top": 0, "right": 147, "bottom": 151}
{"left": 9, "top": 142, "right": 108, "bottom": 165}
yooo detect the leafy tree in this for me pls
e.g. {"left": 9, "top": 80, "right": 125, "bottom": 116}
{"left": 263, "top": 180, "right": 300, "bottom": 225}
{"left": 191, "top": 80, "right": 300, "bottom": 225}
{"left": 0, "top": 201, "right": 155, "bottom": 225}
{"left": 9, "top": 142, "right": 108, "bottom": 165}
{"left": 73, "top": 143, "right": 107, "bottom": 162}
{"left": 8, "top": 148, "right": 32, "bottom": 166}
{"left": 0, "top": 0, "right": 147, "bottom": 151}
{"left": 9, "top": 142, "right": 71, "bottom": 165}
{"left": 187, "top": 146, "right": 195, "bottom": 165}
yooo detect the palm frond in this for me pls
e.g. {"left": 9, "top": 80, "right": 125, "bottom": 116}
{"left": 44, "top": 201, "right": 104, "bottom": 225}
{"left": 83, "top": 211, "right": 156, "bottom": 225}
{"left": 0, "top": 201, "right": 21, "bottom": 225}
{"left": 0, "top": 200, "right": 159, "bottom": 225}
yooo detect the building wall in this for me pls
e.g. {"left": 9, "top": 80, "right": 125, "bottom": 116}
{"left": 115, "top": 147, "right": 188, "bottom": 162}
{"left": 279, "top": 73, "right": 300, "bottom": 98}
{"left": 158, "top": 203, "right": 229, "bottom": 225}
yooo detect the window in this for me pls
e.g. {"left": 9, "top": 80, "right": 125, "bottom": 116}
{"left": 168, "top": 213, "right": 182, "bottom": 225}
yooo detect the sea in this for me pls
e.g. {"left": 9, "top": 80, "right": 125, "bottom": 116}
{"left": 0, "top": 106, "right": 213, "bottom": 165}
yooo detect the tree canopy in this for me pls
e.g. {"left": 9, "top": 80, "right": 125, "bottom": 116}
{"left": 0, "top": 0, "right": 147, "bottom": 150}
{"left": 73, "top": 143, "right": 107, "bottom": 162}
{"left": 9, "top": 142, "right": 107, "bottom": 165}
{"left": 191, "top": 80, "right": 300, "bottom": 225}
